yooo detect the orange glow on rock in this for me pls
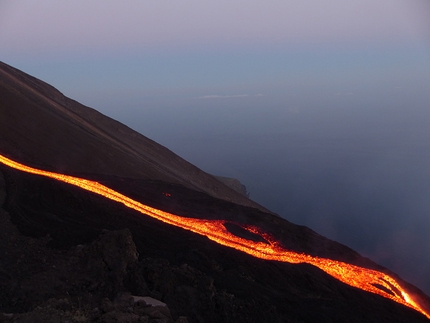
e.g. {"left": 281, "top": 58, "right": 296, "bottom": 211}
{"left": 0, "top": 153, "right": 428, "bottom": 319}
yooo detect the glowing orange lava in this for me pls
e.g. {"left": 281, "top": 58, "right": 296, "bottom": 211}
{"left": 0, "top": 154, "right": 428, "bottom": 319}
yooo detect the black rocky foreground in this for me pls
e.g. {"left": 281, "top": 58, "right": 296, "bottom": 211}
{"left": 1, "top": 167, "right": 429, "bottom": 323}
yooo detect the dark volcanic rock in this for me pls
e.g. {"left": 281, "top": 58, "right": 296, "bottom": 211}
{"left": 1, "top": 167, "right": 429, "bottom": 322}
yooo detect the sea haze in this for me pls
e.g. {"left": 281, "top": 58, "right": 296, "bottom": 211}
{"left": 89, "top": 75, "right": 430, "bottom": 294}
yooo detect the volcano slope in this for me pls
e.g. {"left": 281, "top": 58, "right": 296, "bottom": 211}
{"left": 0, "top": 61, "right": 429, "bottom": 322}
{"left": 0, "top": 61, "right": 267, "bottom": 213}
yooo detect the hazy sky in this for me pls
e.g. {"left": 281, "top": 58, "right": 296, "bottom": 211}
{"left": 1, "top": 0, "right": 429, "bottom": 51}
{"left": 1, "top": 0, "right": 429, "bottom": 100}
{"left": 2, "top": 1, "right": 430, "bottom": 293}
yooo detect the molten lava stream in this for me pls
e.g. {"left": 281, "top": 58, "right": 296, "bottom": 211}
{"left": 0, "top": 154, "right": 429, "bottom": 319}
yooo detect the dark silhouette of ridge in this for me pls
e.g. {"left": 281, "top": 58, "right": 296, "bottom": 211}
{"left": 0, "top": 61, "right": 429, "bottom": 322}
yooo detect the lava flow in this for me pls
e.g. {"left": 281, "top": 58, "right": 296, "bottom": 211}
{"left": 0, "top": 154, "right": 429, "bottom": 319}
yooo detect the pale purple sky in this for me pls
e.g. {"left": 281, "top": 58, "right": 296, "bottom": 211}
{"left": 1, "top": 0, "right": 429, "bottom": 105}
{"left": 1, "top": 0, "right": 429, "bottom": 55}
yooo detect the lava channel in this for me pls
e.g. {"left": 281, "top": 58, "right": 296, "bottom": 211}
{"left": 0, "top": 153, "right": 428, "bottom": 319}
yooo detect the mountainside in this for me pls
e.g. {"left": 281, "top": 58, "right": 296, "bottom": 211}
{"left": 1, "top": 61, "right": 429, "bottom": 322}
{"left": 0, "top": 61, "right": 268, "bottom": 213}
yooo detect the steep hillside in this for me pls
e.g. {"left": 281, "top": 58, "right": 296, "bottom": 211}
{"left": 0, "top": 61, "right": 269, "bottom": 213}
